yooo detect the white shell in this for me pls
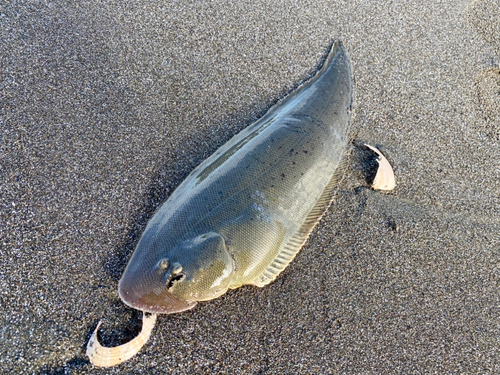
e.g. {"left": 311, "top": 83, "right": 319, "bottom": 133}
{"left": 364, "top": 144, "right": 396, "bottom": 191}
{"left": 86, "top": 313, "right": 157, "bottom": 367}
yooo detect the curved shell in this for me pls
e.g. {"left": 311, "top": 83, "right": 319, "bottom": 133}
{"left": 86, "top": 313, "right": 157, "bottom": 367}
{"left": 365, "top": 144, "right": 396, "bottom": 191}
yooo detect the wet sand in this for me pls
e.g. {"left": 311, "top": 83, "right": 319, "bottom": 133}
{"left": 1, "top": 0, "right": 499, "bottom": 373}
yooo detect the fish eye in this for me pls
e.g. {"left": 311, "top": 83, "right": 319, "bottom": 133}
{"left": 158, "top": 259, "right": 169, "bottom": 270}
{"left": 171, "top": 263, "right": 183, "bottom": 275}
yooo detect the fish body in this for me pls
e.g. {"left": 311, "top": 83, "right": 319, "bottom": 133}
{"left": 119, "top": 41, "right": 354, "bottom": 314}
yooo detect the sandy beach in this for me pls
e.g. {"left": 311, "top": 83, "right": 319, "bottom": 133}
{"left": 1, "top": 0, "right": 499, "bottom": 373}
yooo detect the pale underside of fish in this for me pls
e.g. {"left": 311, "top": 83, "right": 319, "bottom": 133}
{"left": 88, "top": 40, "right": 354, "bottom": 367}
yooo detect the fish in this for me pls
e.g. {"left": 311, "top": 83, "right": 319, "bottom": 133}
{"left": 87, "top": 40, "right": 354, "bottom": 367}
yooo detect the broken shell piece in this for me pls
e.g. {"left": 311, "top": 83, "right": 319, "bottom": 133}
{"left": 364, "top": 144, "right": 395, "bottom": 191}
{"left": 87, "top": 312, "right": 157, "bottom": 367}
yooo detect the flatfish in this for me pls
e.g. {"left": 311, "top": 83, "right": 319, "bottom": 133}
{"left": 88, "top": 40, "right": 354, "bottom": 367}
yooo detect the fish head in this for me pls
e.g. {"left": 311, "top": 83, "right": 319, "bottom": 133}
{"left": 119, "top": 231, "right": 235, "bottom": 314}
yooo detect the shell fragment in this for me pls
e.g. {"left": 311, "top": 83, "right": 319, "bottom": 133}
{"left": 364, "top": 144, "right": 396, "bottom": 191}
{"left": 86, "top": 313, "right": 157, "bottom": 367}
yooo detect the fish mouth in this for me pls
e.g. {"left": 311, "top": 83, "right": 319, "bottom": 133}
{"left": 118, "top": 278, "right": 197, "bottom": 314}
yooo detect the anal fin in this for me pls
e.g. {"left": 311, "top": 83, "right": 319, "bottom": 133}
{"left": 251, "top": 153, "right": 350, "bottom": 287}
